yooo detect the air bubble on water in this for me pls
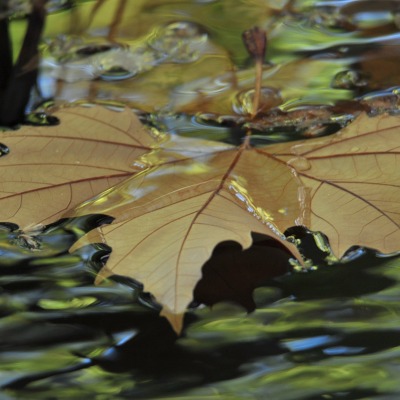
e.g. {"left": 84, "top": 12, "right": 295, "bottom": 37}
{"left": 99, "top": 66, "right": 136, "bottom": 81}
{"left": 148, "top": 22, "right": 208, "bottom": 63}
{"left": 166, "top": 22, "right": 205, "bottom": 40}
{"left": 95, "top": 49, "right": 149, "bottom": 80}
{"left": 0, "top": 144, "right": 10, "bottom": 157}
{"left": 43, "top": 43, "right": 159, "bottom": 82}
{"left": 233, "top": 87, "right": 282, "bottom": 116}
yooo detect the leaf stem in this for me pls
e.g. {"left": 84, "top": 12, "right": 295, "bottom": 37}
{"left": 242, "top": 26, "right": 267, "bottom": 120}
{"left": 251, "top": 57, "right": 263, "bottom": 119}
{"left": 108, "top": 0, "right": 127, "bottom": 41}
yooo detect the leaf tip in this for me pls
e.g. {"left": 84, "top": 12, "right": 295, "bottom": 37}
{"left": 94, "top": 265, "right": 114, "bottom": 285}
{"left": 160, "top": 308, "right": 185, "bottom": 335}
{"left": 69, "top": 228, "right": 106, "bottom": 254}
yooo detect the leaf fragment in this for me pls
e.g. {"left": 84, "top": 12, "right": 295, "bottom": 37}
{"left": 0, "top": 106, "right": 155, "bottom": 228}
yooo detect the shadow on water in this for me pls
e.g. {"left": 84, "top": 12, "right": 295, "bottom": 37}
{"left": 0, "top": 217, "right": 399, "bottom": 399}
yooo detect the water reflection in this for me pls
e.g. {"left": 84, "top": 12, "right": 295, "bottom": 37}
{"left": 0, "top": 214, "right": 399, "bottom": 398}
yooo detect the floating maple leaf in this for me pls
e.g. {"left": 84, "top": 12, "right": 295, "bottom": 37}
{"left": 1, "top": 106, "right": 400, "bottom": 332}
{"left": 70, "top": 132, "right": 304, "bottom": 332}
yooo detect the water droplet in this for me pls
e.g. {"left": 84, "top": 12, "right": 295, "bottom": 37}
{"left": 287, "top": 157, "right": 311, "bottom": 171}
{"left": 149, "top": 22, "right": 207, "bottom": 63}
{"left": 0, "top": 143, "right": 9, "bottom": 157}
{"left": 228, "top": 180, "right": 287, "bottom": 240}
{"left": 131, "top": 161, "right": 149, "bottom": 170}
{"left": 95, "top": 48, "right": 158, "bottom": 81}
{"left": 233, "top": 87, "right": 282, "bottom": 116}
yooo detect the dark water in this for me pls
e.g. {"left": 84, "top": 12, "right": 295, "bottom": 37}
{"left": 2, "top": 0, "right": 400, "bottom": 398}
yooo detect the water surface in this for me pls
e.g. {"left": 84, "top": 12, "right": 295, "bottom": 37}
{"left": 2, "top": 1, "right": 400, "bottom": 398}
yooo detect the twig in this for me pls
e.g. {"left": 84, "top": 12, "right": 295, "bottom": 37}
{"left": 0, "top": 0, "right": 47, "bottom": 126}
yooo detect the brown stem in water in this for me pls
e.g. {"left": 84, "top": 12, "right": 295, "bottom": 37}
{"left": 242, "top": 26, "right": 267, "bottom": 120}
{"left": 87, "top": 0, "right": 107, "bottom": 30}
{"left": 108, "top": 0, "right": 128, "bottom": 41}
{"left": 252, "top": 57, "right": 263, "bottom": 119}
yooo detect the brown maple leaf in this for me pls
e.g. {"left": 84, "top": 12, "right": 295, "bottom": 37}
{"left": 0, "top": 106, "right": 155, "bottom": 227}
{"left": 1, "top": 106, "right": 400, "bottom": 333}
{"left": 70, "top": 133, "right": 304, "bottom": 332}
